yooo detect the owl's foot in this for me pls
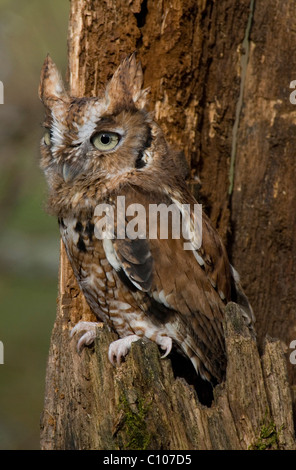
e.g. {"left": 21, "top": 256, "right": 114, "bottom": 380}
{"left": 157, "top": 335, "right": 173, "bottom": 358}
{"left": 108, "top": 335, "right": 140, "bottom": 366}
{"left": 70, "top": 321, "right": 102, "bottom": 352}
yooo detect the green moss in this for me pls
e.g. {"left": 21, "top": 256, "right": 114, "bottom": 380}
{"left": 249, "top": 419, "right": 283, "bottom": 450}
{"left": 118, "top": 394, "right": 152, "bottom": 450}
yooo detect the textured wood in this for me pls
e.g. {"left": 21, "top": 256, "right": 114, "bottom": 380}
{"left": 262, "top": 338, "right": 295, "bottom": 449}
{"left": 68, "top": 0, "right": 252, "bottom": 239}
{"left": 40, "top": 301, "right": 295, "bottom": 450}
{"left": 40, "top": 0, "right": 296, "bottom": 450}
{"left": 230, "top": 0, "right": 296, "bottom": 387}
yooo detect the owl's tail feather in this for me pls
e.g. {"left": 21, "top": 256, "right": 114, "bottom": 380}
{"left": 176, "top": 331, "right": 226, "bottom": 385}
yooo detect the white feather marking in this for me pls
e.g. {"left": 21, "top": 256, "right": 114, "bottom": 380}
{"left": 137, "top": 325, "right": 157, "bottom": 339}
{"left": 80, "top": 276, "right": 105, "bottom": 297}
{"left": 190, "top": 356, "right": 201, "bottom": 374}
{"left": 96, "top": 277, "right": 106, "bottom": 288}
{"left": 71, "top": 192, "right": 83, "bottom": 206}
{"left": 102, "top": 239, "right": 121, "bottom": 271}
{"left": 115, "top": 301, "right": 132, "bottom": 311}
{"left": 230, "top": 264, "right": 240, "bottom": 282}
{"left": 95, "top": 265, "right": 103, "bottom": 275}
{"left": 168, "top": 194, "right": 203, "bottom": 252}
{"left": 192, "top": 249, "right": 205, "bottom": 266}
{"left": 62, "top": 217, "right": 79, "bottom": 245}
{"left": 51, "top": 114, "right": 67, "bottom": 149}
{"left": 86, "top": 273, "right": 97, "bottom": 286}
{"left": 127, "top": 320, "right": 160, "bottom": 340}
{"left": 55, "top": 83, "right": 64, "bottom": 95}
{"left": 110, "top": 317, "right": 124, "bottom": 327}
{"left": 105, "top": 271, "right": 114, "bottom": 282}
{"left": 73, "top": 101, "right": 106, "bottom": 144}
{"left": 152, "top": 290, "right": 172, "bottom": 308}
{"left": 128, "top": 279, "right": 143, "bottom": 291}
{"left": 209, "top": 278, "right": 216, "bottom": 289}
{"left": 163, "top": 322, "right": 179, "bottom": 341}
{"left": 219, "top": 290, "right": 226, "bottom": 300}
{"left": 143, "top": 149, "right": 153, "bottom": 166}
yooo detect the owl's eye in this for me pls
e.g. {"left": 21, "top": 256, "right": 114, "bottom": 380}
{"left": 43, "top": 129, "right": 51, "bottom": 146}
{"left": 91, "top": 131, "right": 120, "bottom": 151}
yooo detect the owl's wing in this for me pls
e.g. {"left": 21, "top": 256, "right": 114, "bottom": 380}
{"left": 102, "top": 188, "right": 231, "bottom": 382}
{"left": 150, "top": 215, "right": 229, "bottom": 382}
{"left": 106, "top": 237, "right": 154, "bottom": 292}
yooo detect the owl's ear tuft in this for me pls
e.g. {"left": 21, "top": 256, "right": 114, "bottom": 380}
{"left": 106, "top": 53, "right": 150, "bottom": 110}
{"left": 39, "top": 54, "right": 69, "bottom": 107}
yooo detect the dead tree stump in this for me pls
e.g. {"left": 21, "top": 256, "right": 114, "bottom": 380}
{"left": 40, "top": 0, "right": 296, "bottom": 450}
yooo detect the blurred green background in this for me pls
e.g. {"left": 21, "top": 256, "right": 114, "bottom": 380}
{"left": 0, "top": 0, "right": 69, "bottom": 449}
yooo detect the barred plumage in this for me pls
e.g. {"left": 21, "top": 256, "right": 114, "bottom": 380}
{"left": 39, "top": 54, "right": 254, "bottom": 384}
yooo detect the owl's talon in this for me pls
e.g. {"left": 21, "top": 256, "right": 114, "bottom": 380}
{"left": 70, "top": 321, "right": 101, "bottom": 353}
{"left": 158, "top": 336, "right": 172, "bottom": 359}
{"left": 108, "top": 335, "right": 140, "bottom": 367}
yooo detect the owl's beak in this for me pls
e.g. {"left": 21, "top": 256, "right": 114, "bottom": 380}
{"left": 62, "top": 162, "right": 74, "bottom": 183}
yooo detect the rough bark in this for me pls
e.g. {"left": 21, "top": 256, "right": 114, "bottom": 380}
{"left": 40, "top": 298, "right": 295, "bottom": 450}
{"left": 230, "top": 0, "right": 296, "bottom": 388}
{"left": 67, "top": 0, "right": 252, "bottom": 238}
{"left": 40, "top": 0, "right": 296, "bottom": 450}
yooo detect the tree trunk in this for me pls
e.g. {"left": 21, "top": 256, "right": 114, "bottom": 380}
{"left": 40, "top": 0, "right": 296, "bottom": 450}
{"left": 230, "top": 0, "right": 296, "bottom": 390}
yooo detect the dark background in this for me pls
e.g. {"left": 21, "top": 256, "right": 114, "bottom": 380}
{"left": 0, "top": 0, "right": 68, "bottom": 449}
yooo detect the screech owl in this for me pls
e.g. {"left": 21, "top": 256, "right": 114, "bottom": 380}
{"left": 39, "top": 53, "right": 254, "bottom": 384}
